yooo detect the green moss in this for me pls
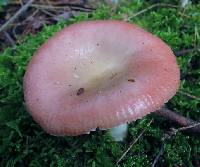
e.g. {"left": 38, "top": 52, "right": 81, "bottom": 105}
{"left": 0, "top": 1, "right": 200, "bottom": 166}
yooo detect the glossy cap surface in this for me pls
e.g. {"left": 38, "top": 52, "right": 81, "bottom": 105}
{"left": 23, "top": 20, "right": 180, "bottom": 136}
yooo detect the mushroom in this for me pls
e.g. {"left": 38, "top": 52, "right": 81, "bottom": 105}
{"left": 23, "top": 20, "right": 180, "bottom": 140}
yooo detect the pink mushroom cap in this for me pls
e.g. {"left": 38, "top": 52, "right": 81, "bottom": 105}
{"left": 23, "top": 20, "right": 180, "bottom": 136}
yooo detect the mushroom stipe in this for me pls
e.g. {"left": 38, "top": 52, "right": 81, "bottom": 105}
{"left": 23, "top": 20, "right": 180, "bottom": 137}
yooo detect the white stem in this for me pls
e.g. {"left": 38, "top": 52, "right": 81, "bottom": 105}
{"left": 109, "top": 123, "right": 128, "bottom": 141}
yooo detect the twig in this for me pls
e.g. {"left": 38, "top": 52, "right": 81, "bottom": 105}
{"left": 44, "top": 1, "right": 87, "bottom": 6}
{"left": 45, "top": 0, "right": 53, "bottom": 7}
{"left": 9, "top": 1, "right": 87, "bottom": 6}
{"left": 70, "top": 6, "right": 94, "bottom": 12}
{"left": 31, "top": 4, "right": 69, "bottom": 11}
{"left": 151, "top": 116, "right": 200, "bottom": 166}
{"left": 152, "top": 143, "right": 164, "bottom": 167}
{"left": 124, "top": 3, "right": 179, "bottom": 21}
{"left": 3, "top": 31, "right": 16, "bottom": 47}
{"left": 40, "top": 9, "right": 56, "bottom": 17}
{"left": 31, "top": 4, "right": 94, "bottom": 12}
{"left": 178, "top": 11, "right": 191, "bottom": 18}
{"left": 19, "top": 0, "right": 23, "bottom": 6}
{"left": 12, "top": 9, "right": 38, "bottom": 39}
{"left": 174, "top": 46, "right": 200, "bottom": 56}
{"left": 0, "top": 0, "right": 34, "bottom": 33}
{"left": 178, "top": 90, "right": 200, "bottom": 101}
{"left": 155, "top": 107, "right": 200, "bottom": 135}
{"left": 116, "top": 119, "right": 153, "bottom": 165}
{"left": 174, "top": 122, "right": 200, "bottom": 132}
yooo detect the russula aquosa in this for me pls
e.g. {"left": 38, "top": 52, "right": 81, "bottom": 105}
{"left": 23, "top": 20, "right": 180, "bottom": 140}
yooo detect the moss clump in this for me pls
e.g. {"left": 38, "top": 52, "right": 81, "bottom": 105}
{"left": 0, "top": 1, "right": 200, "bottom": 166}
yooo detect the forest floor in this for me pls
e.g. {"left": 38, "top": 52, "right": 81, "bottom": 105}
{"left": 0, "top": 0, "right": 200, "bottom": 167}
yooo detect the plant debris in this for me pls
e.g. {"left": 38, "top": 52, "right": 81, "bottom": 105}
{"left": 76, "top": 87, "right": 85, "bottom": 96}
{"left": 0, "top": 0, "right": 96, "bottom": 52}
{"left": 127, "top": 78, "right": 135, "bottom": 82}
